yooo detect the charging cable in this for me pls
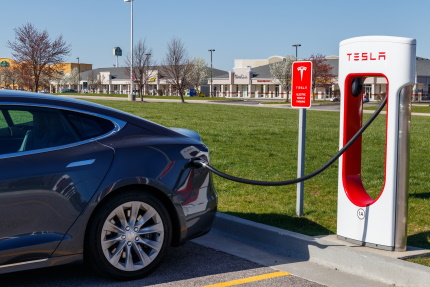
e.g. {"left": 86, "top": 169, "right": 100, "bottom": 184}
{"left": 191, "top": 97, "right": 387, "bottom": 186}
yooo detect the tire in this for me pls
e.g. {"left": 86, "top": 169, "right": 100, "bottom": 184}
{"left": 86, "top": 191, "right": 172, "bottom": 280}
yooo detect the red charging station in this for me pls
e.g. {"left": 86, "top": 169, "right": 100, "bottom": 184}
{"left": 337, "top": 36, "right": 416, "bottom": 251}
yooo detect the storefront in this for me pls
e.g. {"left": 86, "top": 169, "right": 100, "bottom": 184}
{"left": 209, "top": 56, "right": 430, "bottom": 101}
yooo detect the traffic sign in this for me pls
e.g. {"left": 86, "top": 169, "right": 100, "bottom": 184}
{"left": 291, "top": 61, "right": 313, "bottom": 108}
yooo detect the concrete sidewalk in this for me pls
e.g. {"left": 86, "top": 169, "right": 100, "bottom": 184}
{"left": 194, "top": 213, "right": 430, "bottom": 287}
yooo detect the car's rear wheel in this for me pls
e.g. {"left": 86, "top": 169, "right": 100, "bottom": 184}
{"left": 86, "top": 191, "right": 172, "bottom": 280}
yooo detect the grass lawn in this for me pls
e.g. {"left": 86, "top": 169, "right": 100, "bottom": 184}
{"left": 260, "top": 100, "right": 336, "bottom": 105}
{"left": 87, "top": 99, "right": 430, "bottom": 253}
{"left": 53, "top": 93, "right": 242, "bottom": 101}
{"left": 364, "top": 103, "right": 430, "bottom": 114}
{"left": 54, "top": 93, "right": 128, "bottom": 98}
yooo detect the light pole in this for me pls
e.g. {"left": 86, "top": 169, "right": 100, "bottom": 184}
{"left": 76, "top": 57, "right": 80, "bottom": 93}
{"left": 144, "top": 53, "right": 151, "bottom": 96}
{"left": 145, "top": 53, "right": 151, "bottom": 66}
{"left": 292, "top": 44, "right": 301, "bottom": 60}
{"left": 208, "top": 49, "right": 215, "bottom": 97}
{"left": 124, "top": 0, "right": 135, "bottom": 101}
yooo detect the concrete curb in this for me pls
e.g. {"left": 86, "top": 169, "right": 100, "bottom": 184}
{"left": 213, "top": 212, "right": 430, "bottom": 287}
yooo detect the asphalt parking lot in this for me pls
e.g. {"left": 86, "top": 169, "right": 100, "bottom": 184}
{"left": 0, "top": 242, "right": 325, "bottom": 287}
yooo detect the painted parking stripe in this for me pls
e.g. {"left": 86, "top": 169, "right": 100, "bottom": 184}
{"left": 202, "top": 271, "right": 291, "bottom": 287}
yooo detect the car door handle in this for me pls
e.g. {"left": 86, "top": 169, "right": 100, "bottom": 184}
{"left": 67, "top": 159, "right": 96, "bottom": 168}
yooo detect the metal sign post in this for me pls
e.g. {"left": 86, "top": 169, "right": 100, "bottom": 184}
{"left": 113, "top": 47, "right": 122, "bottom": 68}
{"left": 291, "top": 61, "right": 313, "bottom": 216}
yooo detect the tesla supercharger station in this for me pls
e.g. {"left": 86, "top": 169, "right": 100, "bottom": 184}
{"left": 337, "top": 36, "right": 416, "bottom": 251}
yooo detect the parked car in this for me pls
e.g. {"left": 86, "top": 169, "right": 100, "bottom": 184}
{"left": 363, "top": 94, "right": 370, "bottom": 102}
{"left": 60, "top": 89, "right": 77, "bottom": 93}
{"left": 0, "top": 90, "right": 217, "bottom": 280}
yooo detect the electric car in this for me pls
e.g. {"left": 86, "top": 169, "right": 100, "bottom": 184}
{"left": 0, "top": 90, "right": 217, "bottom": 280}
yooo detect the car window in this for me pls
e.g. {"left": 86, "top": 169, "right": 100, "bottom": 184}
{"left": 9, "top": 110, "right": 33, "bottom": 126}
{"left": 0, "top": 106, "right": 82, "bottom": 155}
{"left": 65, "top": 111, "right": 115, "bottom": 140}
{"left": 0, "top": 112, "right": 7, "bottom": 129}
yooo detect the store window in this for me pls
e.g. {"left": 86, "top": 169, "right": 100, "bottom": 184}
{"left": 241, "top": 85, "right": 248, "bottom": 97}
{"left": 364, "top": 84, "right": 372, "bottom": 100}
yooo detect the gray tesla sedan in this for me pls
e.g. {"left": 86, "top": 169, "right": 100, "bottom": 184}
{"left": 0, "top": 90, "right": 217, "bottom": 280}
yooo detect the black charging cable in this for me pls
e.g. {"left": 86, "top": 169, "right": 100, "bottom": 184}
{"left": 191, "top": 96, "right": 387, "bottom": 186}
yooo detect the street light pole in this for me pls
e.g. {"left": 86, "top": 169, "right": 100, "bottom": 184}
{"left": 208, "top": 49, "right": 215, "bottom": 97}
{"left": 125, "top": 0, "right": 135, "bottom": 101}
{"left": 292, "top": 44, "right": 301, "bottom": 60}
{"left": 76, "top": 57, "right": 80, "bottom": 93}
{"left": 144, "top": 53, "right": 151, "bottom": 96}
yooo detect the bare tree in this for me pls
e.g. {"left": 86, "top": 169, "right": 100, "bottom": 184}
{"left": 0, "top": 66, "right": 18, "bottom": 89}
{"left": 160, "top": 37, "right": 192, "bottom": 103}
{"left": 269, "top": 55, "right": 295, "bottom": 102}
{"left": 85, "top": 70, "right": 104, "bottom": 93}
{"left": 0, "top": 68, "right": 6, "bottom": 88}
{"left": 188, "top": 57, "right": 209, "bottom": 96}
{"left": 14, "top": 62, "right": 33, "bottom": 90}
{"left": 58, "top": 67, "right": 79, "bottom": 91}
{"left": 69, "top": 67, "right": 80, "bottom": 90}
{"left": 6, "top": 23, "right": 71, "bottom": 92}
{"left": 125, "top": 40, "right": 156, "bottom": 100}
{"left": 308, "top": 53, "right": 335, "bottom": 99}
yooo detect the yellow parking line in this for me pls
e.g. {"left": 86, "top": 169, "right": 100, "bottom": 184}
{"left": 202, "top": 271, "right": 291, "bottom": 287}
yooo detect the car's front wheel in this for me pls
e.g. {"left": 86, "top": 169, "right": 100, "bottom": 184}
{"left": 86, "top": 191, "right": 172, "bottom": 280}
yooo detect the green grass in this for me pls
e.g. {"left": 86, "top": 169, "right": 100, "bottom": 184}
{"left": 406, "top": 256, "right": 430, "bottom": 266}
{"left": 53, "top": 93, "right": 242, "bottom": 101}
{"left": 364, "top": 103, "right": 430, "bottom": 114}
{"left": 260, "top": 100, "right": 337, "bottom": 105}
{"left": 86, "top": 99, "right": 430, "bottom": 253}
{"left": 54, "top": 93, "right": 128, "bottom": 98}
{"left": 138, "top": 95, "right": 242, "bottom": 101}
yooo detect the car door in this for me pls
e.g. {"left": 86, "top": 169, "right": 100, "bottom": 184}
{"left": 0, "top": 106, "right": 115, "bottom": 265}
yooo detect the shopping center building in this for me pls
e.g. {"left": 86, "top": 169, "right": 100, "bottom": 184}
{"left": 0, "top": 57, "right": 92, "bottom": 91}
{"left": 208, "top": 56, "right": 430, "bottom": 101}
{"left": 51, "top": 66, "right": 227, "bottom": 95}
{"left": 4, "top": 54, "right": 425, "bottom": 101}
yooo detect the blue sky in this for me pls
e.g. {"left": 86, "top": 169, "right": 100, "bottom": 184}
{"left": 0, "top": 0, "right": 427, "bottom": 71}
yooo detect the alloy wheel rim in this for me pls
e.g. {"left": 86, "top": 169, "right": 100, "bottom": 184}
{"left": 101, "top": 201, "right": 164, "bottom": 271}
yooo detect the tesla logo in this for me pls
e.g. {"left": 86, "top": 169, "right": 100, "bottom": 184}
{"left": 347, "top": 52, "right": 386, "bottom": 61}
{"left": 297, "top": 66, "right": 307, "bottom": 81}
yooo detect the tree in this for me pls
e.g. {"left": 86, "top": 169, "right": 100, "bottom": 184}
{"left": 6, "top": 23, "right": 71, "bottom": 92}
{"left": 160, "top": 37, "right": 192, "bottom": 103}
{"left": 14, "top": 62, "right": 33, "bottom": 90}
{"left": 0, "top": 66, "right": 18, "bottom": 89}
{"left": 59, "top": 67, "right": 79, "bottom": 91}
{"left": 188, "top": 57, "right": 209, "bottom": 96}
{"left": 308, "top": 53, "right": 336, "bottom": 99}
{"left": 86, "top": 70, "right": 103, "bottom": 93}
{"left": 269, "top": 55, "right": 295, "bottom": 102}
{"left": 125, "top": 40, "right": 156, "bottom": 100}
